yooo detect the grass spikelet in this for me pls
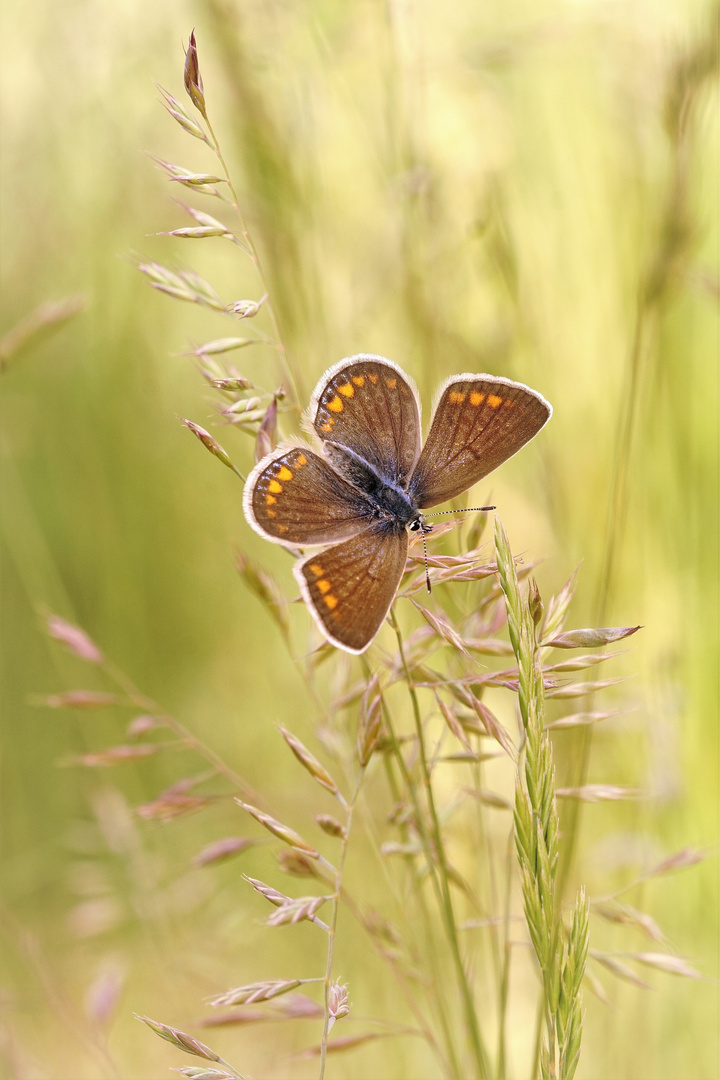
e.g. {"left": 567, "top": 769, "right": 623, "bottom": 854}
{"left": 158, "top": 84, "right": 210, "bottom": 143}
{"left": 278, "top": 726, "right": 341, "bottom": 798}
{"left": 0, "top": 293, "right": 86, "bottom": 371}
{"left": 557, "top": 890, "right": 589, "bottom": 1080}
{"left": 46, "top": 614, "right": 104, "bottom": 663}
{"left": 41, "top": 690, "right": 122, "bottom": 709}
{"left": 134, "top": 1015, "right": 220, "bottom": 1061}
{"left": 326, "top": 981, "right": 350, "bottom": 1031}
{"left": 235, "top": 801, "right": 320, "bottom": 858}
{"left": 191, "top": 337, "right": 255, "bottom": 357}
{"left": 356, "top": 674, "right": 382, "bottom": 766}
{"left": 179, "top": 418, "right": 242, "bottom": 476}
{"left": 175, "top": 1069, "right": 235, "bottom": 1080}
{"left": 210, "top": 979, "right": 306, "bottom": 1009}
{"left": 183, "top": 30, "right": 207, "bottom": 119}
{"left": 235, "top": 553, "right": 289, "bottom": 642}
{"left": 136, "top": 1015, "right": 248, "bottom": 1079}
{"left": 192, "top": 838, "right": 256, "bottom": 867}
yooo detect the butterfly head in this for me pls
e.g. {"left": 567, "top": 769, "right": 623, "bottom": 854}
{"left": 408, "top": 515, "right": 432, "bottom": 535}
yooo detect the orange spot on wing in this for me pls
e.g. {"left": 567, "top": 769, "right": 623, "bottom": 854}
{"left": 277, "top": 465, "right": 293, "bottom": 481}
{"left": 367, "top": 373, "right": 378, "bottom": 384}
{"left": 267, "top": 479, "right": 283, "bottom": 494}
{"left": 338, "top": 383, "right": 354, "bottom": 397}
{"left": 487, "top": 393, "right": 503, "bottom": 409}
{"left": 265, "top": 494, "right": 277, "bottom": 505}
{"left": 309, "top": 563, "right": 324, "bottom": 577}
{"left": 316, "top": 579, "right": 332, "bottom": 594}
{"left": 323, "top": 594, "right": 339, "bottom": 610}
{"left": 277, "top": 524, "right": 288, "bottom": 533}
{"left": 327, "top": 395, "right": 344, "bottom": 413}
{"left": 469, "top": 391, "right": 485, "bottom": 406}
{"left": 352, "top": 375, "right": 365, "bottom": 386}
{"left": 385, "top": 377, "right": 397, "bottom": 389}
{"left": 449, "top": 390, "right": 466, "bottom": 404}
{"left": 296, "top": 453, "right": 308, "bottom": 465}
{"left": 321, "top": 420, "right": 334, "bottom": 432}
{"left": 266, "top": 509, "right": 276, "bottom": 518}
{"left": 503, "top": 399, "right": 515, "bottom": 408}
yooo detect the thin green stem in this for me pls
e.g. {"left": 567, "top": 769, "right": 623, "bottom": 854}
{"left": 10, "top": 909, "right": 124, "bottom": 1080}
{"left": 531, "top": 994, "right": 545, "bottom": 1080}
{"left": 318, "top": 770, "right": 363, "bottom": 1080}
{"left": 496, "top": 828, "right": 515, "bottom": 1080}
{"left": 557, "top": 312, "right": 650, "bottom": 899}
{"left": 213, "top": 1053, "right": 247, "bottom": 1080}
{"left": 335, "top": 876, "right": 451, "bottom": 1075}
{"left": 378, "top": 689, "right": 462, "bottom": 1078}
{"left": 390, "top": 610, "right": 491, "bottom": 1080}
{"left": 466, "top": 752, "right": 506, "bottom": 1074}
{"left": 102, "top": 660, "right": 257, "bottom": 800}
{"left": 558, "top": 10, "right": 717, "bottom": 906}
{"left": 473, "top": 758, "right": 504, "bottom": 1006}
{"left": 545, "top": 999, "right": 557, "bottom": 1079}
{"left": 204, "top": 116, "right": 302, "bottom": 410}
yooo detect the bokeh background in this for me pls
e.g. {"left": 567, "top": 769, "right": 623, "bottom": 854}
{"left": 1, "top": 0, "right": 717, "bottom": 1077}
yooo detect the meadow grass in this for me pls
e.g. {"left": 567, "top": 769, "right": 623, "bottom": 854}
{"left": 1, "top": 4, "right": 717, "bottom": 1078}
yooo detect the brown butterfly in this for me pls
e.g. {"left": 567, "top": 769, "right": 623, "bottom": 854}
{"left": 243, "top": 355, "right": 551, "bottom": 653}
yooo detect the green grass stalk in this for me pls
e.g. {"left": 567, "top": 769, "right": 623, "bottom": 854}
{"left": 494, "top": 517, "right": 588, "bottom": 1080}
{"left": 390, "top": 609, "right": 491, "bottom": 1080}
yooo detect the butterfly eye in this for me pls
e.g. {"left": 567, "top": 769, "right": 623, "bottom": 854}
{"left": 409, "top": 517, "right": 431, "bottom": 534}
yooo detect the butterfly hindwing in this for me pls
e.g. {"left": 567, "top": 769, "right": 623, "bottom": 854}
{"left": 243, "top": 445, "right": 374, "bottom": 547}
{"left": 310, "top": 355, "right": 422, "bottom": 487}
{"left": 294, "top": 525, "right": 409, "bottom": 653}
{"left": 408, "top": 375, "right": 552, "bottom": 508}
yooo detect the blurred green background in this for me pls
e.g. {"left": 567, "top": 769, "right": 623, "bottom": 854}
{"left": 1, "top": 0, "right": 717, "bottom": 1077}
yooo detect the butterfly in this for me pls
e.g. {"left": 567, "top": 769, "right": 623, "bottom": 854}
{"left": 243, "top": 354, "right": 551, "bottom": 653}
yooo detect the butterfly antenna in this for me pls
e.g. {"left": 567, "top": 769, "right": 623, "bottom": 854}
{"left": 419, "top": 507, "right": 495, "bottom": 589}
{"left": 422, "top": 529, "right": 432, "bottom": 593}
{"left": 423, "top": 505, "right": 496, "bottom": 519}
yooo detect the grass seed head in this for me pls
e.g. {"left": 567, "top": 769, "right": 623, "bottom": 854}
{"left": 277, "top": 849, "right": 321, "bottom": 877}
{"left": 192, "top": 838, "right": 256, "bottom": 867}
{"left": 227, "top": 295, "right": 267, "bottom": 318}
{"left": 179, "top": 418, "right": 235, "bottom": 471}
{"left": 357, "top": 675, "right": 382, "bottom": 766}
{"left": 327, "top": 981, "right": 350, "bottom": 1031}
{"left": 236, "top": 800, "right": 319, "bottom": 858}
{"left": 279, "top": 726, "right": 339, "bottom": 796}
{"left": 316, "top": 814, "right": 345, "bottom": 839}
{"left": 184, "top": 31, "right": 207, "bottom": 119}
{"left": 135, "top": 1014, "right": 220, "bottom": 1060}
{"left": 46, "top": 614, "right": 104, "bottom": 664}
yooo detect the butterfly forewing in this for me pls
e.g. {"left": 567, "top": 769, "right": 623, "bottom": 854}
{"left": 243, "top": 445, "right": 374, "bottom": 547}
{"left": 408, "top": 375, "right": 552, "bottom": 508}
{"left": 294, "top": 525, "right": 409, "bottom": 653}
{"left": 311, "top": 355, "right": 422, "bottom": 486}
